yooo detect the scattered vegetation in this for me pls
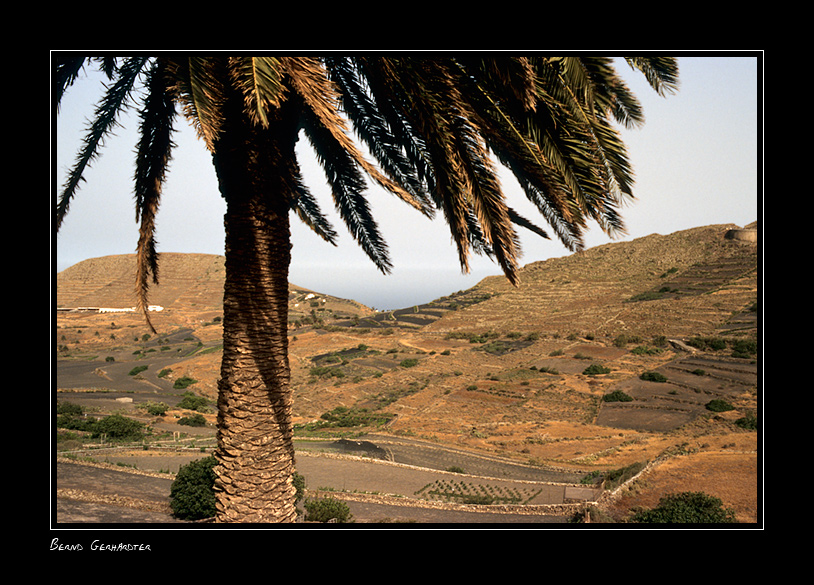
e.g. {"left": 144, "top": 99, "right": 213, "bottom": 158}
{"left": 630, "top": 491, "right": 736, "bottom": 523}
{"left": 295, "top": 406, "right": 395, "bottom": 433}
{"left": 173, "top": 376, "right": 198, "bottom": 390}
{"left": 56, "top": 403, "right": 147, "bottom": 442}
{"left": 583, "top": 364, "right": 611, "bottom": 376}
{"left": 176, "top": 391, "right": 210, "bottom": 412}
{"left": 139, "top": 401, "right": 168, "bottom": 416}
{"left": 687, "top": 336, "right": 757, "bottom": 358}
{"left": 303, "top": 497, "right": 353, "bottom": 523}
{"left": 735, "top": 412, "right": 758, "bottom": 430}
{"left": 581, "top": 461, "right": 647, "bottom": 490}
{"left": 178, "top": 413, "right": 208, "bottom": 427}
{"left": 705, "top": 399, "right": 734, "bottom": 413}
{"left": 603, "top": 390, "right": 633, "bottom": 403}
{"left": 640, "top": 371, "right": 668, "bottom": 383}
{"left": 415, "top": 478, "right": 542, "bottom": 505}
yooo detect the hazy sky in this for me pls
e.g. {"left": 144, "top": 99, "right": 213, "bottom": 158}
{"left": 53, "top": 53, "right": 760, "bottom": 310}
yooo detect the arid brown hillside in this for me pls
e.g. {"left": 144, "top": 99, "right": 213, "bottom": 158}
{"left": 55, "top": 222, "right": 760, "bottom": 523}
{"left": 431, "top": 223, "right": 758, "bottom": 341}
{"left": 57, "top": 252, "right": 375, "bottom": 326}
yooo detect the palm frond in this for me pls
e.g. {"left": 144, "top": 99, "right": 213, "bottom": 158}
{"left": 228, "top": 57, "right": 286, "bottom": 128}
{"left": 133, "top": 59, "right": 177, "bottom": 332}
{"left": 56, "top": 56, "right": 150, "bottom": 231}
{"left": 282, "top": 57, "right": 430, "bottom": 217}
{"left": 53, "top": 56, "right": 88, "bottom": 110}
{"left": 624, "top": 57, "right": 680, "bottom": 97}
{"left": 300, "top": 107, "right": 392, "bottom": 273}
{"left": 289, "top": 162, "right": 339, "bottom": 245}
{"left": 326, "top": 57, "right": 432, "bottom": 211}
{"left": 165, "top": 56, "right": 228, "bottom": 152}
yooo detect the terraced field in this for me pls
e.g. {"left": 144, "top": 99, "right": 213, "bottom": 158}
{"left": 54, "top": 222, "right": 760, "bottom": 525}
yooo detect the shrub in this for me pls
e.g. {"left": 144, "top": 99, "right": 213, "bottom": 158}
{"left": 705, "top": 399, "right": 734, "bottom": 413}
{"left": 631, "top": 491, "right": 736, "bottom": 523}
{"left": 173, "top": 376, "right": 198, "bottom": 390}
{"left": 178, "top": 413, "right": 208, "bottom": 427}
{"left": 640, "top": 371, "right": 667, "bottom": 383}
{"left": 91, "top": 413, "right": 145, "bottom": 441}
{"left": 687, "top": 337, "right": 727, "bottom": 351}
{"left": 600, "top": 461, "right": 647, "bottom": 490}
{"left": 735, "top": 412, "right": 758, "bottom": 430}
{"left": 631, "top": 345, "right": 662, "bottom": 356}
{"left": 603, "top": 390, "right": 633, "bottom": 403}
{"left": 399, "top": 358, "right": 419, "bottom": 368}
{"left": 144, "top": 402, "right": 168, "bottom": 416}
{"left": 292, "top": 472, "right": 306, "bottom": 505}
{"left": 583, "top": 364, "right": 611, "bottom": 376}
{"left": 177, "top": 391, "right": 209, "bottom": 412}
{"left": 57, "top": 402, "right": 84, "bottom": 417}
{"left": 128, "top": 365, "right": 148, "bottom": 376}
{"left": 731, "top": 339, "right": 757, "bottom": 358}
{"left": 304, "top": 497, "right": 353, "bottom": 523}
{"left": 170, "top": 456, "right": 218, "bottom": 520}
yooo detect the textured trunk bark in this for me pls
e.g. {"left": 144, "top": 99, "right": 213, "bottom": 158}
{"left": 210, "top": 99, "right": 300, "bottom": 523}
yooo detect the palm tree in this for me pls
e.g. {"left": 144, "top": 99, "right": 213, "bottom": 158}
{"left": 55, "top": 54, "right": 678, "bottom": 522}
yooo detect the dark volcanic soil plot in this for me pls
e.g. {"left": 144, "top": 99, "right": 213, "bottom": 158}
{"left": 55, "top": 447, "right": 580, "bottom": 524}
{"left": 595, "top": 354, "right": 757, "bottom": 432}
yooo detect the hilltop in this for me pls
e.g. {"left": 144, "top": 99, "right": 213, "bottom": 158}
{"left": 54, "top": 222, "right": 759, "bottom": 524}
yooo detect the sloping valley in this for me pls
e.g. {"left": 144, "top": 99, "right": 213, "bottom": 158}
{"left": 54, "top": 223, "right": 760, "bottom": 524}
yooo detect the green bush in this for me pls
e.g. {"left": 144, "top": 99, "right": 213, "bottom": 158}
{"left": 705, "top": 399, "right": 734, "bottom": 413}
{"left": 603, "top": 390, "right": 633, "bottom": 403}
{"left": 143, "top": 402, "right": 168, "bottom": 416}
{"left": 304, "top": 497, "right": 353, "bottom": 523}
{"left": 583, "top": 364, "right": 611, "bottom": 376}
{"left": 128, "top": 365, "right": 148, "bottom": 376}
{"left": 731, "top": 339, "right": 757, "bottom": 358}
{"left": 735, "top": 412, "right": 758, "bottom": 430}
{"left": 687, "top": 337, "right": 727, "bottom": 351}
{"left": 178, "top": 413, "right": 208, "bottom": 427}
{"left": 631, "top": 345, "right": 662, "bottom": 356}
{"left": 309, "top": 365, "right": 345, "bottom": 378}
{"left": 399, "top": 358, "right": 419, "bottom": 368}
{"left": 631, "top": 491, "right": 736, "bottom": 523}
{"left": 177, "top": 391, "right": 209, "bottom": 412}
{"left": 173, "top": 376, "right": 198, "bottom": 390}
{"left": 170, "top": 456, "right": 218, "bottom": 520}
{"left": 640, "top": 371, "right": 668, "bottom": 383}
{"left": 91, "top": 413, "right": 145, "bottom": 441}
{"left": 57, "top": 402, "right": 84, "bottom": 417}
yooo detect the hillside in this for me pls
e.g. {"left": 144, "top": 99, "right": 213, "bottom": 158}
{"left": 56, "top": 252, "right": 376, "bottom": 332}
{"left": 54, "top": 222, "right": 759, "bottom": 524}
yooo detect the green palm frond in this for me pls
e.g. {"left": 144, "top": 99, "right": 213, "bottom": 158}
{"left": 283, "top": 57, "right": 430, "bottom": 217}
{"left": 300, "top": 106, "right": 392, "bottom": 273}
{"left": 326, "top": 57, "right": 431, "bottom": 209}
{"left": 133, "top": 59, "right": 177, "bottom": 332}
{"left": 625, "top": 57, "right": 680, "bottom": 97}
{"left": 53, "top": 56, "right": 88, "bottom": 109}
{"left": 57, "top": 54, "right": 679, "bottom": 305}
{"left": 289, "top": 162, "right": 339, "bottom": 245}
{"left": 56, "top": 56, "right": 150, "bottom": 231}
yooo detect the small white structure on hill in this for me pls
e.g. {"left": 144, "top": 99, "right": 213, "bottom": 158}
{"left": 58, "top": 305, "right": 164, "bottom": 313}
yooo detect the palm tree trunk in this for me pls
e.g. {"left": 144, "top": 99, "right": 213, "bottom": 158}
{"left": 211, "top": 103, "right": 300, "bottom": 523}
